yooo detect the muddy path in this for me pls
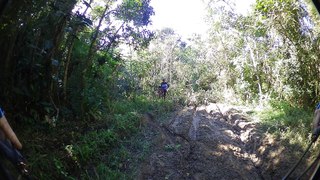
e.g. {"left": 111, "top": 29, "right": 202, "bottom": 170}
{"left": 136, "top": 103, "right": 312, "bottom": 180}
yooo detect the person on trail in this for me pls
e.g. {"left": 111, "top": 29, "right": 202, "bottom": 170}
{"left": 313, "top": 103, "right": 320, "bottom": 141}
{"left": 160, "top": 79, "right": 169, "bottom": 99}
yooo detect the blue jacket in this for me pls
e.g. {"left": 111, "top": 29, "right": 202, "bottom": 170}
{"left": 0, "top": 108, "right": 3, "bottom": 118}
{"left": 161, "top": 82, "right": 169, "bottom": 90}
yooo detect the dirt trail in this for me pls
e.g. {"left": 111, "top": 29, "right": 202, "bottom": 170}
{"left": 137, "top": 103, "right": 311, "bottom": 180}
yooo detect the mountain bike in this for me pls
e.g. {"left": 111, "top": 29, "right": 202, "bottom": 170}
{"left": 159, "top": 89, "right": 168, "bottom": 99}
{"left": 282, "top": 127, "right": 320, "bottom": 180}
{"left": 0, "top": 139, "right": 31, "bottom": 180}
{"left": 157, "top": 87, "right": 169, "bottom": 100}
{"left": 157, "top": 87, "right": 165, "bottom": 99}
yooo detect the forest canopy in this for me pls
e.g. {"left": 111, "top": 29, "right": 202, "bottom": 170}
{"left": 1, "top": 0, "right": 320, "bottom": 121}
{"left": 0, "top": 0, "right": 154, "bottom": 122}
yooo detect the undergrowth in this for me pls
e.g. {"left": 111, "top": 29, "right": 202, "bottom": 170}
{"left": 69, "top": 96, "right": 175, "bottom": 179}
{"left": 257, "top": 100, "right": 314, "bottom": 147}
{"left": 23, "top": 97, "right": 320, "bottom": 179}
{"left": 16, "top": 95, "right": 175, "bottom": 180}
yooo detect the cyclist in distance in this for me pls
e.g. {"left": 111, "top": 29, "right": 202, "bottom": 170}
{"left": 160, "top": 79, "right": 170, "bottom": 99}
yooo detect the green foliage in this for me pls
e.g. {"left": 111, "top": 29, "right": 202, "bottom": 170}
{"left": 113, "top": 112, "right": 140, "bottom": 137}
{"left": 83, "top": 163, "right": 127, "bottom": 180}
{"left": 0, "top": 0, "right": 159, "bottom": 178}
{"left": 254, "top": 0, "right": 320, "bottom": 105}
{"left": 54, "top": 158, "right": 75, "bottom": 180}
{"left": 26, "top": 150, "right": 76, "bottom": 179}
{"left": 257, "top": 101, "right": 313, "bottom": 138}
{"left": 164, "top": 144, "right": 181, "bottom": 152}
{"left": 0, "top": 0, "right": 155, "bottom": 121}
{"left": 75, "top": 129, "right": 118, "bottom": 163}
{"left": 66, "top": 96, "right": 175, "bottom": 178}
{"left": 5, "top": 0, "right": 320, "bottom": 179}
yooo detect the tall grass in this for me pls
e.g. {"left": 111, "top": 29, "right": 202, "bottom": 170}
{"left": 72, "top": 95, "right": 175, "bottom": 179}
{"left": 257, "top": 100, "right": 313, "bottom": 147}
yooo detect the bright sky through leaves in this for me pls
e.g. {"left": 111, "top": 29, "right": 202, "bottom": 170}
{"left": 149, "top": 0, "right": 255, "bottom": 38}
{"left": 150, "top": 0, "right": 207, "bottom": 38}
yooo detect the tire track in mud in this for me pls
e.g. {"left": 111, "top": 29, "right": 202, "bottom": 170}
{"left": 138, "top": 104, "right": 267, "bottom": 180}
{"left": 188, "top": 110, "right": 201, "bottom": 141}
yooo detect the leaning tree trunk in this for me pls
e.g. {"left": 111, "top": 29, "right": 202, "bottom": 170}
{"left": 62, "top": 0, "right": 93, "bottom": 101}
{"left": 79, "top": 4, "right": 109, "bottom": 114}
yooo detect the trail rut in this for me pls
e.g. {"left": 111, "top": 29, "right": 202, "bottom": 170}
{"left": 136, "top": 103, "right": 311, "bottom": 180}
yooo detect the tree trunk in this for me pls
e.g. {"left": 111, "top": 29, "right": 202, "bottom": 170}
{"left": 0, "top": 0, "right": 8, "bottom": 18}
{"left": 248, "top": 41, "right": 263, "bottom": 105}
{"left": 62, "top": 0, "right": 92, "bottom": 101}
{"left": 85, "top": 5, "right": 109, "bottom": 71}
{"left": 63, "top": 40, "right": 75, "bottom": 100}
{"left": 41, "top": 0, "right": 77, "bottom": 114}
